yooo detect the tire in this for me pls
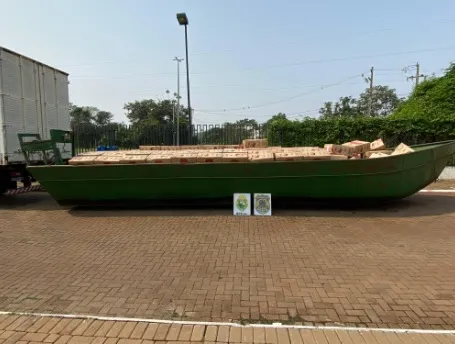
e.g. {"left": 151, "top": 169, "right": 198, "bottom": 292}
{"left": 0, "top": 173, "right": 9, "bottom": 195}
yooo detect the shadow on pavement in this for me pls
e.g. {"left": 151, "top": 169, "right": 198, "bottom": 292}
{"left": 67, "top": 193, "right": 455, "bottom": 218}
{"left": 2, "top": 191, "right": 455, "bottom": 218}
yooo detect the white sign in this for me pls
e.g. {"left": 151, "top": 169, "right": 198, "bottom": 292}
{"left": 233, "top": 193, "right": 251, "bottom": 216}
{"left": 254, "top": 193, "right": 272, "bottom": 216}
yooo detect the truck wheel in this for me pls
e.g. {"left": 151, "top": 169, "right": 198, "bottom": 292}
{"left": 0, "top": 171, "right": 9, "bottom": 195}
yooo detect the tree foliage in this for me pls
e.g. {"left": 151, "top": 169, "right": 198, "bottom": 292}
{"left": 267, "top": 117, "right": 455, "bottom": 148}
{"left": 123, "top": 98, "right": 191, "bottom": 145}
{"left": 319, "top": 86, "right": 403, "bottom": 118}
{"left": 69, "top": 104, "right": 113, "bottom": 127}
{"left": 392, "top": 63, "right": 455, "bottom": 119}
{"left": 198, "top": 119, "right": 260, "bottom": 144}
{"left": 124, "top": 99, "right": 188, "bottom": 125}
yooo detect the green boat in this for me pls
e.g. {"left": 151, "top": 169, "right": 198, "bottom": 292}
{"left": 27, "top": 140, "right": 455, "bottom": 207}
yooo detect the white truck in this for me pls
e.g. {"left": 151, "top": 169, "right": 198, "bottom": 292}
{"left": 0, "top": 46, "right": 71, "bottom": 194}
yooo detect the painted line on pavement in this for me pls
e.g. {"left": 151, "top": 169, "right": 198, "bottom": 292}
{"left": 0, "top": 310, "right": 454, "bottom": 335}
{"left": 420, "top": 189, "right": 455, "bottom": 193}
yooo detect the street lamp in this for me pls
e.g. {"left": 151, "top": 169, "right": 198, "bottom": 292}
{"left": 176, "top": 12, "right": 192, "bottom": 144}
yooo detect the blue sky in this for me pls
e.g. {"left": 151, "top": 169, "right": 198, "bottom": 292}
{"left": 2, "top": 0, "right": 455, "bottom": 124}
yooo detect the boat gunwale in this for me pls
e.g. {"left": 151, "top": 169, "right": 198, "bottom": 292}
{"left": 27, "top": 140, "right": 455, "bottom": 170}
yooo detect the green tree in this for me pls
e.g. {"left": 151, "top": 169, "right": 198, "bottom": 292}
{"left": 265, "top": 113, "right": 288, "bottom": 126}
{"left": 393, "top": 63, "right": 455, "bottom": 119}
{"left": 69, "top": 104, "right": 93, "bottom": 127}
{"left": 123, "top": 97, "right": 191, "bottom": 145}
{"left": 199, "top": 119, "right": 260, "bottom": 145}
{"left": 319, "top": 96, "right": 360, "bottom": 118}
{"left": 93, "top": 111, "right": 113, "bottom": 126}
{"left": 358, "top": 85, "right": 404, "bottom": 117}
{"left": 319, "top": 86, "right": 403, "bottom": 118}
{"left": 124, "top": 99, "right": 189, "bottom": 125}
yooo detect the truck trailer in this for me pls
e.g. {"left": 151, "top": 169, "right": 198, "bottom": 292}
{"left": 0, "top": 46, "right": 71, "bottom": 194}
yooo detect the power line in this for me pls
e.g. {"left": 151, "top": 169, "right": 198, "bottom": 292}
{"left": 195, "top": 75, "right": 362, "bottom": 113}
{"left": 59, "top": 19, "right": 455, "bottom": 68}
{"left": 69, "top": 45, "right": 455, "bottom": 80}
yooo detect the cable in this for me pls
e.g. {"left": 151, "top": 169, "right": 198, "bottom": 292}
{"left": 69, "top": 45, "right": 455, "bottom": 80}
{"left": 194, "top": 74, "right": 362, "bottom": 113}
{"left": 195, "top": 108, "right": 320, "bottom": 119}
{"left": 59, "top": 19, "right": 455, "bottom": 68}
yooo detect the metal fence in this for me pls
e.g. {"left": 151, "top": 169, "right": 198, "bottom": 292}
{"left": 73, "top": 123, "right": 271, "bottom": 153}
{"left": 72, "top": 123, "right": 455, "bottom": 166}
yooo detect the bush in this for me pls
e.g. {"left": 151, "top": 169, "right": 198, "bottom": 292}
{"left": 267, "top": 117, "right": 455, "bottom": 148}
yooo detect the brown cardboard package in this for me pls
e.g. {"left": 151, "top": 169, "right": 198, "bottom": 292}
{"left": 369, "top": 152, "right": 390, "bottom": 159}
{"left": 274, "top": 152, "right": 304, "bottom": 161}
{"left": 94, "top": 156, "right": 122, "bottom": 165}
{"left": 146, "top": 154, "right": 173, "bottom": 163}
{"left": 197, "top": 153, "right": 223, "bottom": 163}
{"left": 365, "top": 150, "right": 392, "bottom": 158}
{"left": 391, "top": 143, "right": 414, "bottom": 156}
{"left": 119, "top": 155, "right": 148, "bottom": 164}
{"left": 370, "top": 139, "right": 386, "bottom": 151}
{"left": 248, "top": 151, "right": 275, "bottom": 162}
{"left": 221, "top": 153, "right": 248, "bottom": 162}
{"left": 68, "top": 156, "right": 96, "bottom": 165}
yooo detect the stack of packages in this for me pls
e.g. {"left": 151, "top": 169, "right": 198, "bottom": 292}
{"left": 69, "top": 138, "right": 415, "bottom": 165}
{"left": 324, "top": 139, "right": 414, "bottom": 159}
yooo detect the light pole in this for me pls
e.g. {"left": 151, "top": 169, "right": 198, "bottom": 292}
{"left": 176, "top": 12, "right": 192, "bottom": 144}
{"left": 173, "top": 57, "right": 183, "bottom": 146}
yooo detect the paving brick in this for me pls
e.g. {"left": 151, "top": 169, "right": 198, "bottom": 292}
{"left": 118, "top": 322, "right": 136, "bottom": 339}
{"left": 276, "top": 329, "right": 290, "bottom": 344}
{"left": 5, "top": 316, "right": 28, "bottom": 331}
{"left": 54, "top": 335, "right": 72, "bottom": 344}
{"left": 253, "top": 327, "right": 266, "bottom": 343}
{"left": 204, "top": 326, "right": 218, "bottom": 342}
{"left": 190, "top": 325, "right": 205, "bottom": 341}
{"left": 153, "top": 324, "right": 170, "bottom": 341}
{"left": 178, "top": 325, "right": 193, "bottom": 341}
{"left": 71, "top": 320, "right": 94, "bottom": 336}
{"left": 106, "top": 322, "right": 126, "bottom": 338}
{"left": 310, "top": 330, "right": 329, "bottom": 344}
{"left": 1, "top": 192, "right": 455, "bottom": 330}
{"left": 104, "top": 339, "right": 119, "bottom": 344}
{"left": 3, "top": 331, "right": 26, "bottom": 344}
{"left": 287, "top": 329, "right": 303, "bottom": 344}
{"left": 67, "top": 336, "right": 96, "bottom": 344}
{"left": 82, "top": 320, "right": 104, "bottom": 337}
{"left": 128, "top": 323, "right": 147, "bottom": 339}
{"left": 142, "top": 323, "right": 159, "bottom": 340}
{"left": 0, "top": 317, "right": 18, "bottom": 331}
{"left": 165, "top": 324, "right": 181, "bottom": 341}
{"left": 229, "top": 326, "right": 242, "bottom": 343}
{"left": 265, "top": 328, "right": 278, "bottom": 344}
{"left": 216, "top": 326, "right": 229, "bottom": 343}
{"left": 117, "top": 339, "right": 142, "bottom": 344}
{"left": 20, "top": 332, "right": 48, "bottom": 342}
{"left": 48, "top": 319, "right": 73, "bottom": 335}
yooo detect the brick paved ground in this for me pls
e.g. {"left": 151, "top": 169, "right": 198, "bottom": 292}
{"left": 1, "top": 315, "right": 454, "bottom": 343}
{"left": 0, "top": 193, "right": 455, "bottom": 330}
{"left": 425, "top": 180, "right": 455, "bottom": 190}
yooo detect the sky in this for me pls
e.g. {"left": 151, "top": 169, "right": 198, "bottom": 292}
{"left": 1, "top": 0, "right": 455, "bottom": 125}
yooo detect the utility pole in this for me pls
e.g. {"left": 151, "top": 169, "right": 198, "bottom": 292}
{"left": 362, "top": 67, "right": 374, "bottom": 116}
{"left": 173, "top": 57, "right": 183, "bottom": 146}
{"left": 405, "top": 62, "right": 425, "bottom": 88}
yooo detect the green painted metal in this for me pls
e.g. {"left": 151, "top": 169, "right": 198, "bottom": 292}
{"left": 27, "top": 140, "right": 455, "bottom": 206}
{"left": 18, "top": 130, "right": 73, "bottom": 165}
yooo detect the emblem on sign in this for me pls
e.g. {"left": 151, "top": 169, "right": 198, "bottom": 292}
{"left": 254, "top": 193, "right": 272, "bottom": 216}
{"left": 236, "top": 194, "right": 248, "bottom": 212}
{"left": 233, "top": 193, "right": 251, "bottom": 216}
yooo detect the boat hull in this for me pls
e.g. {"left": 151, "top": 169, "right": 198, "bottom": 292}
{"left": 27, "top": 141, "right": 455, "bottom": 206}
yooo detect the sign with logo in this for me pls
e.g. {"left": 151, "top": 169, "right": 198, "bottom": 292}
{"left": 254, "top": 193, "right": 272, "bottom": 216}
{"left": 233, "top": 193, "right": 251, "bottom": 216}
